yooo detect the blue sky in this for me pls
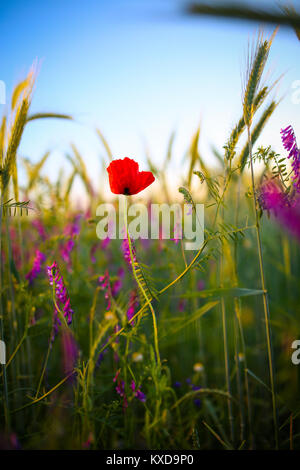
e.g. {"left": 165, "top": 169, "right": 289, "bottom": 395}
{"left": 1, "top": 0, "right": 300, "bottom": 194}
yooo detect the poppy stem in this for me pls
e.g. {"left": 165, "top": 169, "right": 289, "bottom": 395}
{"left": 123, "top": 197, "right": 161, "bottom": 369}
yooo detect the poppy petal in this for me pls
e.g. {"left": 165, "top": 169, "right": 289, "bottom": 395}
{"left": 133, "top": 171, "right": 155, "bottom": 195}
{"left": 107, "top": 158, "right": 155, "bottom": 195}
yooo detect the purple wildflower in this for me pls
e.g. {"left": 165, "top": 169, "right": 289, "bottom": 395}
{"left": 259, "top": 181, "right": 300, "bottom": 242}
{"left": 281, "top": 125, "right": 300, "bottom": 192}
{"left": 32, "top": 218, "right": 47, "bottom": 241}
{"left": 127, "top": 290, "right": 139, "bottom": 325}
{"left": 192, "top": 385, "right": 202, "bottom": 391}
{"left": 82, "top": 432, "right": 94, "bottom": 449}
{"left": 194, "top": 398, "right": 202, "bottom": 408}
{"left": 26, "top": 250, "right": 46, "bottom": 285}
{"left": 113, "top": 369, "right": 128, "bottom": 409}
{"left": 101, "top": 237, "right": 111, "bottom": 249}
{"left": 0, "top": 432, "right": 21, "bottom": 450}
{"left": 273, "top": 197, "right": 300, "bottom": 241}
{"left": 192, "top": 385, "right": 203, "bottom": 407}
{"left": 259, "top": 180, "right": 286, "bottom": 213}
{"left": 47, "top": 261, "right": 75, "bottom": 340}
{"left": 90, "top": 241, "right": 101, "bottom": 263}
{"left": 98, "top": 270, "right": 112, "bottom": 310}
{"left": 121, "top": 236, "right": 137, "bottom": 267}
{"left": 60, "top": 215, "right": 81, "bottom": 268}
{"left": 61, "top": 239, "right": 75, "bottom": 264}
{"left": 98, "top": 268, "right": 124, "bottom": 310}
{"left": 111, "top": 268, "right": 125, "bottom": 297}
{"left": 131, "top": 380, "right": 146, "bottom": 403}
{"left": 178, "top": 299, "right": 187, "bottom": 312}
{"left": 64, "top": 214, "right": 81, "bottom": 237}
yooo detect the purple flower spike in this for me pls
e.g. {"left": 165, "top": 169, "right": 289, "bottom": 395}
{"left": 135, "top": 389, "right": 146, "bottom": 403}
{"left": 281, "top": 125, "right": 300, "bottom": 192}
{"left": 98, "top": 270, "right": 112, "bottom": 310}
{"left": 32, "top": 219, "right": 47, "bottom": 241}
{"left": 259, "top": 181, "right": 286, "bottom": 212}
{"left": 127, "top": 291, "right": 139, "bottom": 325}
{"left": 47, "top": 261, "right": 75, "bottom": 341}
{"left": 26, "top": 250, "right": 46, "bottom": 285}
{"left": 111, "top": 268, "right": 125, "bottom": 297}
{"left": 121, "top": 236, "right": 137, "bottom": 268}
{"left": 90, "top": 241, "right": 102, "bottom": 263}
{"left": 101, "top": 237, "right": 111, "bottom": 249}
{"left": 131, "top": 380, "right": 146, "bottom": 403}
{"left": 60, "top": 215, "right": 81, "bottom": 269}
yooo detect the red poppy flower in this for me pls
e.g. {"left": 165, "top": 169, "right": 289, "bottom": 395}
{"left": 107, "top": 157, "right": 155, "bottom": 195}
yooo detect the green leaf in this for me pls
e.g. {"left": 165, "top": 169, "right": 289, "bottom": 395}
{"left": 160, "top": 300, "right": 219, "bottom": 338}
{"left": 176, "top": 287, "right": 265, "bottom": 300}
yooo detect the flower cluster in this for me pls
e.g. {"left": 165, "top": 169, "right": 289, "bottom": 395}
{"left": 98, "top": 268, "right": 124, "bottom": 311}
{"left": 258, "top": 180, "right": 286, "bottom": 213}
{"left": 113, "top": 369, "right": 146, "bottom": 410}
{"left": 127, "top": 290, "right": 139, "bottom": 325}
{"left": 47, "top": 261, "right": 75, "bottom": 340}
{"left": 60, "top": 215, "right": 81, "bottom": 268}
{"left": 130, "top": 380, "right": 146, "bottom": 403}
{"left": 121, "top": 236, "right": 137, "bottom": 268}
{"left": 32, "top": 218, "right": 47, "bottom": 241}
{"left": 26, "top": 250, "right": 46, "bottom": 285}
{"left": 174, "top": 371, "right": 203, "bottom": 408}
{"left": 281, "top": 125, "right": 300, "bottom": 192}
{"left": 258, "top": 126, "right": 300, "bottom": 243}
{"left": 111, "top": 268, "right": 125, "bottom": 297}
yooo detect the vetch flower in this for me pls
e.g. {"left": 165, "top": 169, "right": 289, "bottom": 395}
{"left": 90, "top": 241, "right": 102, "bottom": 263}
{"left": 107, "top": 157, "right": 155, "bottom": 195}
{"left": 26, "top": 250, "right": 46, "bottom": 285}
{"left": 259, "top": 179, "right": 300, "bottom": 243}
{"left": 60, "top": 215, "right": 81, "bottom": 268}
{"left": 98, "top": 268, "right": 124, "bottom": 311}
{"left": 60, "top": 239, "right": 75, "bottom": 264}
{"left": 173, "top": 381, "right": 182, "bottom": 388}
{"left": 47, "top": 261, "right": 75, "bottom": 340}
{"left": 127, "top": 290, "right": 139, "bottom": 325}
{"left": 111, "top": 268, "right": 125, "bottom": 297}
{"left": 113, "top": 369, "right": 128, "bottom": 409}
{"left": 178, "top": 299, "right": 187, "bottom": 312}
{"left": 281, "top": 125, "right": 300, "bottom": 192}
{"left": 98, "top": 270, "right": 112, "bottom": 310}
{"left": 258, "top": 180, "right": 286, "bottom": 213}
{"left": 64, "top": 214, "right": 81, "bottom": 237}
{"left": 130, "top": 380, "right": 146, "bottom": 403}
{"left": 121, "top": 236, "right": 137, "bottom": 268}
{"left": 32, "top": 218, "right": 47, "bottom": 241}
